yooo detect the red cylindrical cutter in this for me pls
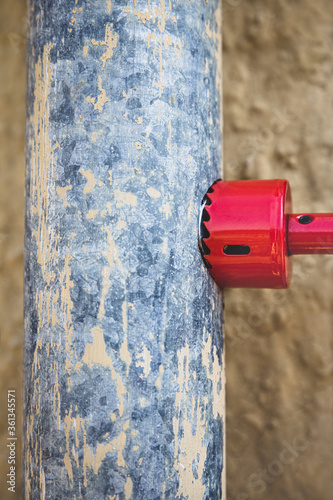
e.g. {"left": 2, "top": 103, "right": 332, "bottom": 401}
{"left": 199, "top": 179, "right": 333, "bottom": 289}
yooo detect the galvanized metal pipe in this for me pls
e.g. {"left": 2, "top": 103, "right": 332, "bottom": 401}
{"left": 24, "top": 1, "right": 224, "bottom": 498}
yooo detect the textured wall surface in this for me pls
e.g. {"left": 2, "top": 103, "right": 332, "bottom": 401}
{"left": 0, "top": 1, "right": 26, "bottom": 499}
{"left": 24, "top": 1, "right": 224, "bottom": 499}
{"left": 0, "top": 1, "right": 332, "bottom": 500}
{"left": 223, "top": 1, "right": 333, "bottom": 499}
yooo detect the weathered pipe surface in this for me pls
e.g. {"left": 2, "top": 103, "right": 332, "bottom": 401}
{"left": 24, "top": 0, "right": 224, "bottom": 498}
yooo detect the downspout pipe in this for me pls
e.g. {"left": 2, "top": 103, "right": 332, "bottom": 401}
{"left": 24, "top": 1, "right": 224, "bottom": 498}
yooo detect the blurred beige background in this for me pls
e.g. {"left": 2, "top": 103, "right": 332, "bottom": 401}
{"left": 223, "top": 1, "right": 333, "bottom": 499}
{"left": 0, "top": 1, "right": 332, "bottom": 499}
{"left": 0, "top": 1, "right": 25, "bottom": 499}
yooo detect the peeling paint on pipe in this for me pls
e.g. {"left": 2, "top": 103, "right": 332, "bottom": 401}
{"left": 24, "top": 1, "right": 224, "bottom": 498}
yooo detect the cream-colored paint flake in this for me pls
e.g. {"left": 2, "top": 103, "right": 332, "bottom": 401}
{"left": 122, "top": 301, "right": 128, "bottom": 331}
{"left": 100, "top": 24, "right": 119, "bottom": 70}
{"left": 86, "top": 209, "right": 99, "bottom": 219}
{"left": 202, "top": 334, "right": 224, "bottom": 419}
{"left": 98, "top": 267, "right": 111, "bottom": 320}
{"left": 64, "top": 452, "right": 74, "bottom": 484}
{"left": 125, "top": 477, "right": 133, "bottom": 499}
{"left": 56, "top": 185, "right": 72, "bottom": 208}
{"left": 86, "top": 75, "right": 109, "bottom": 113}
{"left": 108, "top": 170, "right": 113, "bottom": 185}
{"left": 147, "top": 187, "right": 161, "bottom": 198}
{"left": 79, "top": 168, "right": 96, "bottom": 193}
{"left": 114, "top": 189, "right": 137, "bottom": 206}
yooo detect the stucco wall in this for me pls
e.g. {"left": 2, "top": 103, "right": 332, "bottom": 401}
{"left": 0, "top": 2, "right": 25, "bottom": 498}
{"left": 0, "top": 1, "right": 332, "bottom": 499}
{"left": 223, "top": 1, "right": 333, "bottom": 499}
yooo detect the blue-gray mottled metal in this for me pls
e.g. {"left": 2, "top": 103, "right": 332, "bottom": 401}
{"left": 24, "top": 1, "right": 224, "bottom": 498}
